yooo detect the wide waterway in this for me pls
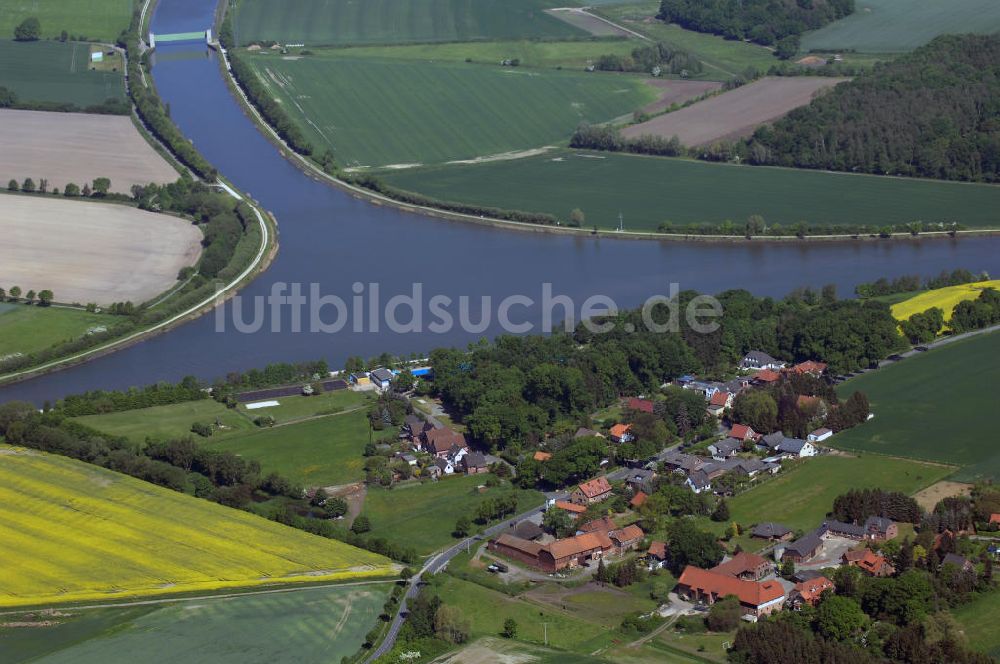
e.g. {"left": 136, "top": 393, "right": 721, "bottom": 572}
{"left": 2, "top": 0, "right": 999, "bottom": 405}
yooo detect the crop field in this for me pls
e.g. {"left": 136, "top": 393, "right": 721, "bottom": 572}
{"left": 0, "top": 0, "right": 134, "bottom": 43}
{"left": 383, "top": 149, "right": 1000, "bottom": 230}
{"left": 245, "top": 53, "right": 654, "bottom": 167}
{"left": 622, "top": 77, "right": 848, "bottom": 146}
{"left": 953, "top": 589, "right": 1000, "bottom": 659}
{"left": 0, "top": 194, "right": 201, "bottom": 306}
{"left": 362, "top": 477, "right": 546, "bottom": 555}
{"left": 318, "top": 39, "right": 640, "bottom": 70}
{"left": 0, "top": 584, "right": 389, "bottom": 664}
{"left": 800, "top": 0, "right": 1000, "bottom": 53}
{"left": 832, "top": 331, "right": 1000, "bottom": 482}
{"left": 592, "top": 2, "right": 779, "bottom": 78}
{"left": 0, "top": 446, "right": 395, "bottom": 608}
{"left": 891, "top": 280, "right": 1000, "bottom": 322}
{"left": 0, "top": 305, "right": 111, "bottom": 360}
{"left": 0, "top": 109, "right": 179, "bottom": 194}
{"left": 0, "top": 41, "right": 124, "bottom": 107}
{"left": 232, "top": 0, "right": 585, "bottom": 46}
{"left": 205, "top": 409, "right": 376, "bottom": 488}
{"left": 545, "top": 8, "right": 634, "bottom": 37}
{"left": 728, "top": 455, "right": 952, "bottom": 532}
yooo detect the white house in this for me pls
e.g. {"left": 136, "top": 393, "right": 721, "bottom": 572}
{"left": 807, "top": 428, "right": 833, "bottom": 443}
{"left": 775, "top": 438, "right": 816, "bottom": 458}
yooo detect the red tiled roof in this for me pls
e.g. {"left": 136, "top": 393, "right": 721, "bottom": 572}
{"left": 709, "top": 391, "right": 731, "bottom": 407}
{"left": 793, "top": 576, "right": 834, "bottom": 604}
{"left": 533, "top": 451, "right": 552, "bottom": 462}
{"left": 792, "top": 360, "right": 828, "bottom": 375}
{"left": 991, "top": 514, "right": 1000, "bottom": 525}
{"left": 546, "top": 532, "right": 612, "bottom": 559}
{"left": 609, "top": 423, "right": 632, "bottom": 439}
{"left": 611, "top": 524, "right": 644, "bottom": 545}
{"left": 711, "top": 552, "right": 770, "bottom": 578}
{"left": 554, "top": 500, "right": 586, "bottom": 514}
{"left": 845, "top": 549, "right": 892, "bottom": 574}
{"left": 730, "top": 424, "right": 756, "bottom": 440}
{"left": 754, "top": 369, "right": 781, "bottom": 383}
{"left": 630, "top": 491, "right": 648, "bottom": 508}
{"left": 423, "top": 427, "right": 467, "bottom": 453}
{"left": 577, "top": 476, "right": 612, "bottom": 499}
{"left": 648, "top": 541, "right": 667, "bottom": 560}
{"left": 580, "top": 516, "right": 616, "bottom": 534}
{"left": 678, "top": 566, "right": 785, "bottom": 608}
{"left": 796, "top": 395, "right": 821, "bottom": 410}
{"left": 494, "top": 533, "right": 543, "bottom": 557}
{"left": 627, "top": 397, "right": 655, "bottom": 413}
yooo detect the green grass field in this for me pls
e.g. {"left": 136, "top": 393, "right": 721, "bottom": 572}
{"left": 362, "top": 477, "right": 546, "bottom": 555}
{"left": 245, "top": 53, "right": 654, "bottom": 167}
{"left": 74, "top": 399, "right": 256, "bottom": 444}
{"left": 800, "top": 0, "right": 1000, "bottom": 53}
{"left": 206, "top": 409, "right": 376, "bottom": 487}
{"left": 0, "top": 0, "right": 134, "bottom": 43}
{"left": 383, "top": 149, "right": 1000, "bottom": 230}
{"left": 0, "top": 305, "right": 112, "bottom": 359}
{"left": 233, "top": 0, "right": 585, "bottom": 46}
{"left": 0, "top": 41, "right": 125, "bottom": 106}
{"left": 952, "top": 589, "right": 1000, "bottom": 659}
{"left": 321, "top": 39, "right": 639, "bottom": 70}
{"left": 832, "top": 331, "right": 1000, "bottom": 482}
{"left": 592, "top": 2, "right": 778, "bottom": 78}
{"left": 0, "top": 445, "right": 395, "bottom": 608}
{"left": 728, "top": 455, "right": 953, "bottom": 531}
{"left": 0, "top": 584, "right": 389, "bottom": 664}
{"left": 236, "top": 389, "right": 371, "bottom": 424}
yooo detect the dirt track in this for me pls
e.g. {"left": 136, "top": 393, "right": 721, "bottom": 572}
{"left": 623, "top": 76, "right": 848, "bottom": 146}
{"left": 0, "top": 195, "right": 202, "bottom": 305}
{"left": 0, "top": 109, "right": 179, "bottom": 194}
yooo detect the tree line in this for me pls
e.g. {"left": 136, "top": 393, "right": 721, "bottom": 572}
{"left": 743, "top": 35, "right": 1000, "bottom": 183}
{"left": 0, "top": 84, "right": 127, "bottom": 116}
{"left": 7, "top": 175, "right": 112, "bottom": 197}
{"left": 855, "top": 269, "right": 987, "bottom": 299}
{"left": 0, "top": 286, "right": 53, "bottom": 306}
{"left": 593, "top": 42, "right": 703, "bottom": 77}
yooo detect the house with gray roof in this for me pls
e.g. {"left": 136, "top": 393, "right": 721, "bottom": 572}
{"left": 708, "top": 438, "right": 742, "bottom": 460}
{"left": 740, "top": 351, "right": 785, "bottom": 371}
{"left": 752, "top": 522, "right": 793, "bottom": 541}
{"left": 776, "top": 438, "right": 816, "bottom": 458}
{"left": 780, "top": 530, "right": 824, "bottom": 562}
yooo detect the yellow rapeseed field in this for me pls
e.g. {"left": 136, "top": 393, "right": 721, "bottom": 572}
{"left": 0, "top": 446, "right": 396, "bottom": 608}
{"left": 891, "top": 280, "right": 1000, "bottom": 322}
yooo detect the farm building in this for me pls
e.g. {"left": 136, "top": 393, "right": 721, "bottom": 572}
{"left": 676, "top": 566, "right": 786, "bottom": 618}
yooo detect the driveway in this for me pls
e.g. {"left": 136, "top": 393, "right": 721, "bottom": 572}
{"left": 796, "top": 535, "right": 856, "bottom": 570}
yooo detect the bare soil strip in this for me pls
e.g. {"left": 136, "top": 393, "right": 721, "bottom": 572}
{"left": 0, "top": 109, "right": 179, "bottom": 194}
{"left": 0, "top": 195, "right": 202, "bottom": 305}
{"left": 638, "top": 79, "right": 723, "bottom": 115}
{"left": 913, "top": 480, "right": 973, "bottom": 511}
{"left": 622, "top": 76, "right": 848, "bottom": 146}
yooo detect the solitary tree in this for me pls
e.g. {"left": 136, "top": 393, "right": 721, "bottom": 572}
{"left": 64, "top": 182, "right": 80, "bottom": 197}
{"left": 92, "top": 177, "right": 111, "bottom": 196}
{"left": 14, "top": 17, "right": 40, "bottom": 41}
{"left": 351, "top": 515, "right": 372, "bottom": 534}
{"left": 8, "top": 286, "right": 22, "bottom": 302}
{"left": 711, "top": 499, "right": 730, "bottom": 522}
{"left": 502, "top": 618, "right": 518, "bottom": 639}
{"left": 569, "top": 208, "right": 586, "bottom": 227}
{"left": 24, "top": 290, "right": 35, "bottom": 304}
{"left": 7, "top": 179, "right": 17, "bottom": 191}
{"left": 21, "top": 178, "right": 35, "bottom": 193}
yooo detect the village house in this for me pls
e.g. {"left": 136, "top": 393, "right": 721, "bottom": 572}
{"left": 808, "top": 427, "right": 833, "bottom": 443}
{"left": 369, "top": 367, "right": 395, "bottom": 391}
{"left": 574, "top": 427, "right": 604, "bottom": 439}
{"left": 707, "top": 390, "right": 733, "bottom": 417}
{"left": 570, "top": 476, "right": 614, "bottom": 505}
{"left": 533, "top": 451, "right": 552, "bottom": 462}
{"left": 790, "top": 576, "right": 835, "bottom": 608}
{"left": 625, "top": 468, "right": 656, "bottom": 494}
{"left": 843, "top": 549, "right": 895, "bottom": 577}
{"left": 422, "top": 427, "right": 468, "bottom": 459}
{"left": 708, "top": 438, "right": 742, "bottom": 460}
{"left": 677, "top": 566, "right": 786, "bottom": 618}
{"left": 609, "top": 524, "right": 644, "bottom": 553}
{"left": 729, "top": 424, "right": 761, "bottom": 443}
{"left": 552, "top": 499, "right": 587, "bottom": 517}
{"left": 941, "top": 553, "right": 975, "bottom": 573}
{"left": 626, "top": 397, "right": 655, "bottom": 413}
{"left": 791, "top": 360, "right": 828, "bottom": 376}
{"left": 609, "top": 423, "right": 634, "bottom": 443}
{"left": 763, "top": 433, "right": 816, "bottom": 458}
{"left": 686, "top": 469, "right": 712, "bottom": 494}
{"left": 647, "top": 541, "right": 668, "bottom": 566}
{"left": 463, "top": 451, "right": 489, "bottom": 475}
{"left": 822, "top": 516, "right": 898, "bottom": 541}
{"left": 711, "top": 551, "right": 773, "bottom": 581}
{"left": 752, "top": 369, "right": 782, "bottom": 385}
{"left": 741, "top": 351, "right": 785, "bottom": 371}
{"left": 490, "top": 531, "right": 614, "bottom": 573}
{"left": 781, "top": 531, "right": 824, "bottom": 563}
{"left": 751, "top": 522, "right": 793, "bottom": 541}
{"left": 629, "top": 491, "right": 648, "bottom": 509}
{"left": 403, "top": 414, "right": 434, "bottom": 444}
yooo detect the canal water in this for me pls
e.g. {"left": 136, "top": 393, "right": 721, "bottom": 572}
{"left": 2, "top": 0, "right": 998, "bottom": 404}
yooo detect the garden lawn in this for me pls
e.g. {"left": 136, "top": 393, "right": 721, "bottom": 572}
{"left": 232, "top": 0, "right": 586, "bottom": 46}
{"left": 800, "top": 0, "right": 1000, "bottom": 53}
{"left": 0, "top": 445, "right": 394, "bottom": 608}
{"left": 0, "top": 40, "right": 125, "bottom": 107}
{"left": 382, "top": 150, "right": 1000, "bottom": 230}
{"left": 0, "top": 305, "right": 112, "bottom": 358}
{"left": 952, "top": 589, "right": 1000, "bottom": 660}
{"left": 832, "top": 331, "right": 1000, "bottom": 482}
{"left": 0, "top": 0, "right": 134, "bottom": 43}
{"left": 206, "top": 409, "right": 377, "bottom": 487}
{"left": 244, "top": 53, "right": 654, "bottom": 167}
{"left": 434, "top": 575, "right": 614, "bottom": 652}
{"left": 592, "top": 2, "right": 778, "bottom": 78}
{"left": 74, "top": 399, "right": 255, "bottom": 444}
{"left": 728, "top": 455, "right": 953, "bottom": 532}
{"left": 361, "top": 477, "right": 546, "bottom": 555}
{"left": 890, "top": 280, "right": 1000, "bottom": 322}
{"left": 0, "top": 584, "right": 388, "bottom": 664}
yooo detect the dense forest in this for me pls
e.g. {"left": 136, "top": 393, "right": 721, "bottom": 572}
{"left": 746, "top": 35, "right": 1000, "bottom": 182}
{"left": 657, "top": 0, "right": 854, "bottom": 55}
